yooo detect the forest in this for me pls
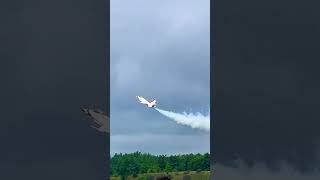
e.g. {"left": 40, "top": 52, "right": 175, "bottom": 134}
{"left": 110, "top": 152, "right": 210, "bottom": 178}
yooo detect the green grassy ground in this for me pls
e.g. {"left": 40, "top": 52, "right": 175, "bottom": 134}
{"left": 110, "top": 171, "right": 210, "bottom": 180}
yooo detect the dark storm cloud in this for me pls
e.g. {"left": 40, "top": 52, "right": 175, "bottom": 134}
{"left": 110, "top": 0, "right": 210, "bottom": 154}
{"left": 213, "top": 0, "right": 320, "bottom": 175}
{"left": 0, "top": 0, "right": 108, "bottom": 179}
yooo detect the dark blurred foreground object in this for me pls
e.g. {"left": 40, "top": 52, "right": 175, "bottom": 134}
{"left": 81, "top": 108, "right": 110, "bottom": 133}
{"left": 156, "top": 175, "right": 171, "bottom": 180}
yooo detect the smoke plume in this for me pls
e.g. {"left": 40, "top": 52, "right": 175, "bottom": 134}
{"left": 155, "top": 108, "right": 210, "bottom": 131}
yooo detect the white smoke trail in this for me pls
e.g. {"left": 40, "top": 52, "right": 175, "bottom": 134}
{"left": 155, "top": 108, "right": 210, "bottom": 131}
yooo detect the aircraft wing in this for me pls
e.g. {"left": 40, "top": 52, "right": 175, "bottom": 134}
{"left": 136, "top": 96, "right": 150, "bottom": 105}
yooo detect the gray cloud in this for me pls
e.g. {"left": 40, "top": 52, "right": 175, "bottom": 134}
{"left": 111, "top": 133, "right": 210, "bottom": 156}
{"left": 111, "top": 0, "right": 210, "bottom": 154}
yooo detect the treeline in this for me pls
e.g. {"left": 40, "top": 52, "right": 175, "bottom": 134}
{"left": 110, "top": 152, "right": 210, "bottom": 178}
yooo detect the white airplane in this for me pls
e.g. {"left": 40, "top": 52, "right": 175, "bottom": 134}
{"left": 136, "top": 96, "right": 156, "bottom": 108}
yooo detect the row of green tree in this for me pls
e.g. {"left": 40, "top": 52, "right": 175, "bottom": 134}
{"left": 110, "top": 152, "right": 210, "bottom": 177}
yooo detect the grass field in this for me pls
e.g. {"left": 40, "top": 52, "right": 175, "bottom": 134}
{"left": 110, "top": 171, "right": 210, "bottom": 180}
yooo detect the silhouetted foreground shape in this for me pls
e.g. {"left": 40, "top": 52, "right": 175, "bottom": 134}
{"left": 81, "top": 108, "right": 110, "bottom": 133}
{"left": 156, "top": 175, "right": 171, "bottom": 180}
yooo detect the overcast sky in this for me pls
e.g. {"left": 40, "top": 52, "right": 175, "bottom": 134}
{"left": 110, "top": 0, "right": 210, "bottom": 155}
